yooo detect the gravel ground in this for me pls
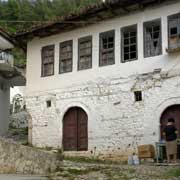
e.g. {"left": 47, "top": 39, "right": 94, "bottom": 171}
{"left": 49, "top": 160, "right": 180, "bottom": 180}
{"left": 0, "top": 174, "right": 47, "bottom": 180}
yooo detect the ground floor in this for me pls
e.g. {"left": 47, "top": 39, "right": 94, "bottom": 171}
{"left": 26, "top": 71, "right": 180, "bottom": 159}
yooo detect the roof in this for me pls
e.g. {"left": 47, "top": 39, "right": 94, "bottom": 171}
{"left": 14, "top": 0, "right": 175, "bottom": 43}
{"left": 0, "top": 27, "right": 25, "bottom": 51}
{"left": 0, "top": 28, "right": 16, "bottom": 47}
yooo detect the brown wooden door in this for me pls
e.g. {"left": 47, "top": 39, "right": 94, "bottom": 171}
{"left": 160, "top": 105, "right": 180, "bottom": 140}
{"left": 63, "top": 107, "right": 88, "bottom": 151}
{"left": 77, "top": 108, "right": 88, "bottom": 151}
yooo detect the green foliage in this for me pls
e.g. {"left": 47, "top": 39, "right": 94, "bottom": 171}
{"left": 0, "top": 0, "right": 101, "bottom": 66}
{"left": 12, "top": 47, "right": 26, "bottom": 67}
{"left": 166, "top": 168, "right": 180, "bottom": 178}
{"left": 0, "top": 0, "right": 102, "bottom": 33}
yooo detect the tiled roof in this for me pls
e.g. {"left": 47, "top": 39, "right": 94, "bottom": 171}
{"left": 14, "top": 0, "right": 173, "bottom": 40}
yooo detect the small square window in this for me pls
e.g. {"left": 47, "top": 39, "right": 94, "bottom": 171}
{"left": 46, "top": 100, "right": 51, "bottom": 108}
{"left": 134, "top": 91, "right": 142, "bottom": 102}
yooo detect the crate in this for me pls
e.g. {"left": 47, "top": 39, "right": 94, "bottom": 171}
{"left": 138, "top": 145, "right": 155, "bottom": 159}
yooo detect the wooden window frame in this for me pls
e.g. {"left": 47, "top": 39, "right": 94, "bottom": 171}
{"left": 121, "top": 24, "right": 138, "bottom": 63}
{"left": 99, "top": 30, "right": 115, "bottom": 67}
{"left": 41, "top": 45, "right": 55, "bottom": 77}
{"left": 59, "top": 40, "right": 73, "bottom": 74}
{"left": 78, "top": 36, "right": 92, "bottom": 71}
{"left": 168, "top": 13, "right": 180, "bottom": 50}
{"left": 143, "top": 19, "right": 162, "bottom": 58}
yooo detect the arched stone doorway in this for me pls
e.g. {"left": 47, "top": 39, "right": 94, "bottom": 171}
{"left": 160, "top": 105, "right": 180, "bottom": 139}
{"left": 63, "top": 107, "right": 88, "bottom": 151}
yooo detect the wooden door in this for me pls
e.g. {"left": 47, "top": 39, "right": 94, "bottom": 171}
{"left": 63, "top": 107, "right": 88, "bottom": 151}
{"left": 160, "top": 105, "right": 180, "bottom": 140}
{"left": 63, "top": 108, "right": 78, "bottom": 151}
{"left": 77, "top": 108, "right": 88, "bottom": 151}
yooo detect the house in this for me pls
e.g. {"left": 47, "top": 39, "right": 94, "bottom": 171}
{"left": 15, "top": 0, "right": 180, "bottom": 159}
{"left": 0, "top": 29, "right": 25, "bottom": 135}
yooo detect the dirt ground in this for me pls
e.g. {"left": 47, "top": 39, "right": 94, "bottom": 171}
{"left": 49, "top": 160, "right": 180, "bottom": 180}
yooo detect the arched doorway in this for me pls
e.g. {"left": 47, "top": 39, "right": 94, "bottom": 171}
{"left": 63, "top": 107, "right": 88, "bottom": 151}
{"left": 160, "top": 105, "right": 180, "bottom": 139}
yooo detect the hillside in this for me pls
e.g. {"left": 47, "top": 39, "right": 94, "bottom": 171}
{"left": 0, "top": 0, "right": 101, "bottom": 67}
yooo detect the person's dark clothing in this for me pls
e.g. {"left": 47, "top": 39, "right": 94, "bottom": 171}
{"left": 163, "top": 125, "right": 177, "bottom": 141}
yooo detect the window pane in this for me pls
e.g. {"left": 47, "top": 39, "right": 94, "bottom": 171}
{"left": 130, "top": 32, "right": 136, "bottom": 37}
{"left": 124, "top": 53, "right": 129, "bottom": 60}
{"left": 153, "top": 32, "right": 160, "bottom": 39}
{"left": 124, "top": 32, "right": 129, "bottom": 38}
{"left": 130, "top": 45, "right": 136, "bottom": 52}
{"left": 124, "top": 38, "right": 129, "bottom": 45}
{"left": 130, "top": 37, "right": 136, "bottom": 44}
{"left": 124, "top": 46, "right": 129, "bottom": 53}
{"left": 130, "top": 52, "right": 137, "bottom": 59}
{"left": 170, "top": 27, "right": 178, "bottom": 36}
{"left": 153, "top": 25, "right": 160, "bottom": 32}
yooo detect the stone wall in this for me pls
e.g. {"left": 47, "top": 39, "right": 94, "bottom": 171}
{"left": 0, "top": 138, "right": 61, "bottom": 175}
{"left": 26, "top": 70, "right": 180, "bottom": 159}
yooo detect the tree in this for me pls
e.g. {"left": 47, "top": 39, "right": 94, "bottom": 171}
{"left": 0, "top": 0, "right": 101, "bottom": 65}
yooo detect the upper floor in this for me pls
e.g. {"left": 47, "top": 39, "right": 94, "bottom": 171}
{"left": 19, "top": 0, "right": 180, "bottom": 93}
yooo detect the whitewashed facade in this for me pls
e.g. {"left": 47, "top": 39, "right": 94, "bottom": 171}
{"left": 25, "top": 1, "right": 180, "bottom": 159}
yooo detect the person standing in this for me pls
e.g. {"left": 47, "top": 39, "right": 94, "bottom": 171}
{"left": 163, "top": 118, "right": 178, "bottom": 164}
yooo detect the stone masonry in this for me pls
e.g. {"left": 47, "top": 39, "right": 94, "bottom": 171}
{"left": 26, "top": 69, "right": 180, "bottom": 159}
{"left": 0, "top": 138, "right": 61, "bottom": 175}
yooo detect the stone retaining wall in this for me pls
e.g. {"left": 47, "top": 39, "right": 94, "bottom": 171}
{"left": 0, "top": 138, "right": 61, "bottom": 175}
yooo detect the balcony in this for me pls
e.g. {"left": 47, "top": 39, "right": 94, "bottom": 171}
{"left": 0, "top": 51, "right": 14, "bottom": 67}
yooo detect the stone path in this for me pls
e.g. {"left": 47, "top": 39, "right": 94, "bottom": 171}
{"left": 0, "top": 174, "right": 47, "bottom": 180}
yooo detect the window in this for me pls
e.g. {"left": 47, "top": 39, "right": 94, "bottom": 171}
{"left": 99, "top": 30, "right": 115, "bottom": 66}
{"left": 78, "top": 36, "right": 92, "bottom": 70}
{"left": 121, "top": 25, "right": 137, "bottom": 63}
{"left": 46, "top": 100, "right": 51, "bottom": 108}
{"left": 168, "top": 13, "right": 180, "bottom": 49}
{"left": 41, "top": 45, "right": 54, "bottom": 77}
{"left": 144, "top": 19, "right": 162, "bottom": 57}
{"left": 134, "top": 91, "right": 142, "bottom": 102}
{"left": 59, "top": 40, "right": 73, "bottom": 74}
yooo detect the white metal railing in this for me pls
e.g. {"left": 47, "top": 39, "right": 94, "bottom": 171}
{"left": 0, "top": 51, "right": 13, "bottom": 66}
